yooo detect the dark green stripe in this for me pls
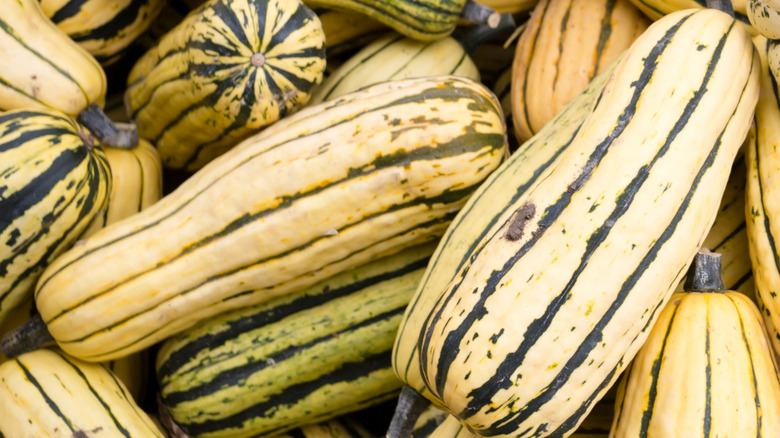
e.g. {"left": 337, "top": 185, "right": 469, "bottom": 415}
{"left": 592, "top": 0, "right": 618, "bottom": 75}
{"left": 639, "top": 303, "right": 681, "bottom": 436}
{"left": 46, "top": 128, "right": 501, "bottom": 326}
{"left": 551, "top": 2, "right": 572, "bottom": 93}
{"left": 0, "top": 77, "right": 50, "bottom": 110}
{"left": 264, "top": 2, "right": 318, "bottom": 54}
{"left": 0, "top": 126, "right": 74, "bottom": 154}
{"left": 56, "top": 352, "right": 132, "bottom": 437}
{"left": 413, "top": 416, "right": 446, "bottom": 437}
{"left": 49, "top": 0, "right": 88, "bottom": 23}
{"left": 176, "top": 350, "right": 394, "bottom": 435}
{"left": 163, "top": 307, "right": 405, "bottom": 405}
{"left": 70, "top": 0, "right": 146, "bottom": 42}
{"left": 157, "top": 255, "right": 429, "bottom": 380}
{"left": 730, "top": 271, "right": 753, "bottom": 291}
{"left": 710, "top": 222, "right": 746, "bottom": 252}
{"left": 14, "top": 357, "right": 76, "bottom": 433}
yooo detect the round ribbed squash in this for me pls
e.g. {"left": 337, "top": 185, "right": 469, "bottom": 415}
{"left": 125, "top": 0, "right": 327, "bottom": 170}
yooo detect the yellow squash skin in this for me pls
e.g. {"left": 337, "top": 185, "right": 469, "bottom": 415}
{"left": 39, "top": 0, "right": 166, "bottom": 64}
{"left": 309, "top": 32, "right": 480, "bottom": 105}
{"left": 510, "top": 0, "right": 649, "bottom": 142}
{"left": 0, "top": 0, "right": 106, "bottom": 116}
{"left": 0, "top": 348, "right": 165, "bottom": 437}
{"left": 125, "top": 0, "right": 327, "bottom": 170}
{"left": 746, "top": 35, "right": 780, "bottom": 357}
{"left": 412, "top": 8, "right": 758, "bottom": 438}
{"left": 82, "top": 139, "right": 164, "bottom": 238}
{"left": 0, "top": 109, "right": 111, "bottom": 327}
{"left": 34, "top": 75, "right": 508, "bottom": 363}
{"left": 610, "top": 288, "right": 780, "bottom": 436}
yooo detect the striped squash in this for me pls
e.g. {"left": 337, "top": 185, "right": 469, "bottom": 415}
{"left": 675, "top": 153, "right": 754, "bottom": 300}
{"left": 746, "top": 35, "right": 780, "bottom": 356}
{"left": 610, "top": 250, "right": 780, "bottom": 436}
{"left": 0, "top": 348, "right": 165, "bottom": 437}
{"left": 492, "top": 68, "right": 517, "bottom": 151}
{"left": 39, "top": 0, "right": 166, "bottom": 65}
{"left": 0, "top": 109, "right": 111, "bottom": 327}
{"left": 81, "top": 138, "right": 164, "bottom": 238}
{"left": 308, "top": 32, "right": 480, "bottom": 105}
{"left": 392, "top": 57, "right": 618, "bottom": 402}
{"left": 628, "top": 0, "right": 756, "bottom": 33}
{"left": 303, "top": 0, "right": 466, "bottom": 41}
{"left": 0, "top": 0, "right": 106, "bottom": 116}
{"left": 125, "top": 0, "right": 327, "bottom": 170}
{"left": 510, "top": 0, "right": 649, "bottom": 142}
{"left": 156, "top": 243, "right": 436, "bottom": 437}
{"left": 408, "top": 8, "right": 758, "bottom": 437}
{"left": 478, "top": 0, "right": 538, "bottom": 13}
{"left": 0, "top": 299, "right": 35, "bottom": 363}
{"left": 32, "top": 75, "right": 507, "bottom": 363}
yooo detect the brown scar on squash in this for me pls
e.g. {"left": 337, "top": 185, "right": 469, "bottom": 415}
{"left": 505, "top": 203, "right": 536, "bottom": 241}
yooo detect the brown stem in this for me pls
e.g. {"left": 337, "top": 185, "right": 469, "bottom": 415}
{"left": 386, "top": 386, "right": 431, "bottom": 438}
{"left": 103, "top": 123, "right": 140, "bottom": 149}
{"left": 460, "top": 0, "right": 501, "bottom": 28}
{"left": 683, "top": 247, "right": 725, "bottom": 293}
{"left": 77, "top": 104, "right": 119, "bottom": 144}
{"left": 1, "top": 312, "right": 55, "bottom": 358}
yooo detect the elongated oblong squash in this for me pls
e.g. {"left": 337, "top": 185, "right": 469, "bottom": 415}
{"left": 126, "top": 0, "right": 327, "bottom": 170}
{"left": 0, "top": 109, "right": 111, "bottom": 326}
{"left": 411, "top": 8, "right": 759, "bottom": 437}
{"left": 40, "top": 0, "right": 166, "bottom": 64}
{"left": 0, "top": 0, "right": 106, "bottom": 116}
{"left": 610, "top": 251, "right": 780, "bottom": 436}
{"left": 156, "top": 243, "right": 436, "bottom": 437}
{"left": 34, "top": 75, "right": 507, "bottom": 363}
{"left": 510, "top": 0, "right": 649, "bottom": 142}
{"left": 392, "top": 56, "right": 617, "bottom": 402}
{"left": 309, "top": 33, "right": 480, "bottom": 106}
{"left": 0, "top": 348, "right": 165, "bottom": 437}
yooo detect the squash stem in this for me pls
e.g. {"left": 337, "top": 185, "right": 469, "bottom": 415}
{"left": 77, "top": 103, "right": 119, "bottom": 144}
{"left": 0, "top": 312, "right": 55, "bottom": 358}
{"left": 683, "top": 248, "right": 726, "bottom": 293}
{"left": 456, "top": 12, "right": 516, "bottom": 54}
{"left": 386, "top": 385, "right": 432, "bottom": 438}
{"left": 705, "top": 0, "right": 734, "bottom": 17}
{"left": 461, "top": 0, "right": 501, "bottom": 28}
{"left": 104, "top": 123, "right": 141, "bottom": 149}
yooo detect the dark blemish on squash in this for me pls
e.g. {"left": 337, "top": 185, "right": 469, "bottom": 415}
{"left": 505, "top": 203, "right": 536, "bottom": 241}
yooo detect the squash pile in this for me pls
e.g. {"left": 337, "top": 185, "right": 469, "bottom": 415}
{"left": 1, "top": 0, "right": 779, "bottom": 437}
